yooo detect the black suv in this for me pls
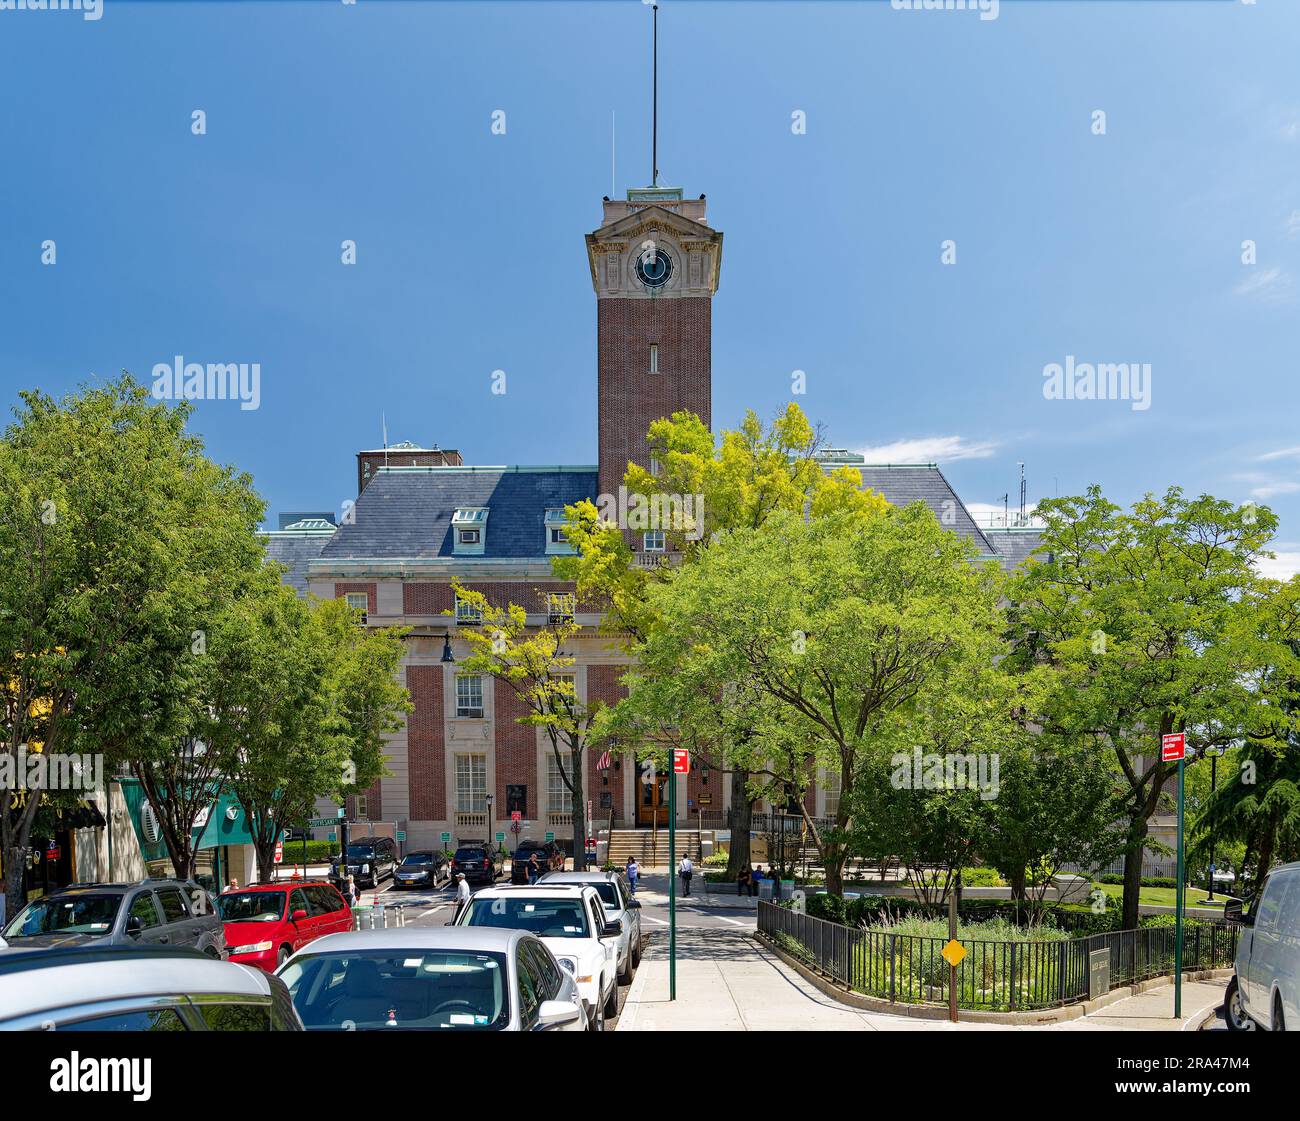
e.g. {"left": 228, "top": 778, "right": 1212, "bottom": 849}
{"left": 392, "top": 850, "right": 449, "bottom": 890}
{"left": 450, "top": 845, "right": 503, "bottom": 886}
{"left": 331, "top": 836, "right": 398, "bottom": 888}
{"left": 511, "top": 839, "right": 566, "bottom": 884}
{"left": 0, "top": 879, "right": 226, "bottom": 957}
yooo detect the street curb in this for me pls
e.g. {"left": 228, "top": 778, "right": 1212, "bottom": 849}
{"left": 754, "top": 932, "right": 1231, "bottom": 1026}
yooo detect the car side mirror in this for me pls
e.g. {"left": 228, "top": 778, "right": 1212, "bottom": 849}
{"left": 126, "top": 916, "right": 143, "bottom": 935}
{"left": 291, "top": 909, "right": 308, "bottom": 923}
{"left": 537, "top": 999, "right": 582, "bottom": 1029}
{"left": 627, "top": 899, "right": 642, "bottom": 910}
{"left": 602, "top": 920, "right": 622, "bottom": 937}
{"left": 1223, "top": 897, "right": 1252, "bottom": 925}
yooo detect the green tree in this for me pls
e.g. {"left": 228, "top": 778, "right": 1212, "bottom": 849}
{"left": 0, "top": 376, "right": 264, "bottom": 906}
{"left": 1006, "top": 486, "right": 1275, "bottom": 929}
{"left": 556, "top": 403, "right": 885, "bottom": 877}
{"left": 449, "top": 585, "right": 604, "bottom": 870}
{"left": 615, "top": 504, "right": 1005, "bottom": 894}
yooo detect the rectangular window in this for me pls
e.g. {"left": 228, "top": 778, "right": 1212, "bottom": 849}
{"left": 544, "top": 508, "right": 575, "bottom": 555}
{"left": 823, "top": 770, "right": 842, "bottom": 821}
{"left": 355, "top": 794, "right": 368, "bottom": 820}
{"left": 547, "top": 592, "right": 575, "bottom": 625}
{"left": 546, "top": 754, "right": 569, "bottom": 812}
{"left": 457, "top": 528, "right": 480, "bottom": 545}
{"left": 343, "top": 591, "right": 368, "bottom": 623}
{"left": 643, "top": 529, "right": 665, "bottom": 552}
{"left": 455, "top": 754, "right": 488, "bottom": 814}
{"left": 649, "top": 455, "right": 662, "bottom": 477}
{"left": 456, "top": 675, "right": 484, "bottom": 719}
{"left": 649, "top": 343, "right": 659, "bottom": 374}
{"left": 455, "top": 594, "right": 482, "bottom": 626}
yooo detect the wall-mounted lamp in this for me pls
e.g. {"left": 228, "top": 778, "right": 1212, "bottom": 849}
{"left": 441, "top": 633, "right": 455, "bottom": 663}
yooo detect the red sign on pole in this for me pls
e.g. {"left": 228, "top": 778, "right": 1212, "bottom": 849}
{"left": 511, "top": 810, "right": 521, "bottom": 824}
{"left": 1161, "top": 733, "right": 1186, "bottom": 762}
{"left": 672, "top": 749, "right": 690, "bottom": 775}
{"left": 273, "top": 841, "right": 284, "bottom": 865}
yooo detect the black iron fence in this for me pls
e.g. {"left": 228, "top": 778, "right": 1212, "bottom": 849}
{"left": 757, "top": 901, "right": 1238, "bottom": 1011}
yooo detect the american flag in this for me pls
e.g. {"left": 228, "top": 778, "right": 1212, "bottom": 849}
{"left": 596, "top": 750, "right": 612, "bottom": 771}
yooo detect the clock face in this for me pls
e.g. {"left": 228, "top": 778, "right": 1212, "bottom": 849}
{"left": 634, "top": 247, "right": 674, "bottom": 289}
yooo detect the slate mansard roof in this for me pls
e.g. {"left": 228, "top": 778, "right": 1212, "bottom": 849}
{"left": 319, "top": 466, "right": 599, "bottom": 562}
{"left": 306, "top": 460, "right": 1039, "bottom": 575}
{"left": 261, "top": 521, "right": 337, "bottom": 593}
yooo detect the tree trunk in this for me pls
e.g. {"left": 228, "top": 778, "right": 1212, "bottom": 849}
{"left": 1008, "top": 865, "right": 1028, "bottom": 908}
{"left": 1, "top": 795, "right": 41, "bottom": 924}
{"left": 1121, "top": 813, "right": 1148, "bottom": 930}
{"left": 569, "top": 750, "right": 587, "bottom": 872}
{"left": 725, "top": 768, "right": 752, "bottom": 879}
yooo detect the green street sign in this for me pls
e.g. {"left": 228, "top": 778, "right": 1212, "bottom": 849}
{"left": 396, "top": 830, "right": 406, "bottom": 842}
{"left": 327, "top": 833, "right": 336, "bottom": 843}
{"left": 308, "top": 816, "right": 340, "bottom": 828}
{"left": 545, "top": 831, "right": 554, "bottom": 842}
{"left": 441, "top": 831, "right": 452, "bottom": 843}
{"left": 495, "top": 832, "right": 505, "bottom": 843}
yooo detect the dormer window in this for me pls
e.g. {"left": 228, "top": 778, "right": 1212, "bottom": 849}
{"left": 452, "top": 507, "right": 488, "bottom": 555}
{"left": 544, "top": 508, "right": 575, "bottom": 555}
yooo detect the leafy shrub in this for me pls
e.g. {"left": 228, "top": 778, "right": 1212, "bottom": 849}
{"left": 702, "top": 852, "right": 730, "bottom": 867}
{"left": 959, "top": 867, "right": 1005, "bottom": 887}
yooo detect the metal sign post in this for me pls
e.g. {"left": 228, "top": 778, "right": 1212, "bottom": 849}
{"left": 1162, "top": 732, "right": 1187, "bottom": 1019}
{"left": 669, "top": 754, "right": 677, "bottom": 1001}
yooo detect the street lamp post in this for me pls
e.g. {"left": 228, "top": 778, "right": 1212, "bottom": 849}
{"left": 485, "top": 792, "right": 494, "bottom": 857}
{"left": 1204, "top": 746, "right": 1225, "bottom": 902}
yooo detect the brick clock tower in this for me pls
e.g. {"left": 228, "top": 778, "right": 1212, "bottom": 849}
{"left": 586, "top": 186, "right": 723, "bottom": 504}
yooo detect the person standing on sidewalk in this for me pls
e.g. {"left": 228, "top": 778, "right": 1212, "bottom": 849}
{"left": 625, "top": 856, "right": 639, "bottom": 896}
{"left": 527, "top": 852, "right": 541, "bottom": 885}
{"left": 679, "top": 855, "right": 693, "bottom": 897}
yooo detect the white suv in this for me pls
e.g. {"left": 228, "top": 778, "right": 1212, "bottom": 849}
{"left": 453, "top": 884, "right": 620, "bottom": 1030}
{"left": 538, "top": 870, "right": 641, "bottom": 983}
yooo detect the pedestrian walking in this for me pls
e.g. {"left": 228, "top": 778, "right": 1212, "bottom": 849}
{"left": 345, "top": 875, "right": 359, "bottom": 907}
{"left": 625, "top": 857, "right": 639, "bottom": 896}
{"left": 679, "top": 855, "right": 693, "bottom": 897}
{"left": 453, "top": 872, "right": 472, "bottom": 921}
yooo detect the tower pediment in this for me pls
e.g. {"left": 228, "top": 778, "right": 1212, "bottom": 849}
{"left": 586, "top": 200, "right": 723, "bottom": 298}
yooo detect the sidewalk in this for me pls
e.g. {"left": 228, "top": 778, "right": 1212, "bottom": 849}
{"left": 631, "top": 872, "right": 758, "bottom": 909}
{"left": 616, "top": 928, "right": 1226, "bottom": 1032}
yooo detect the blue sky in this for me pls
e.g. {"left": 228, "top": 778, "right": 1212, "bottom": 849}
{"left": 3, "top": 0, "right": 1299, "bottom": 570}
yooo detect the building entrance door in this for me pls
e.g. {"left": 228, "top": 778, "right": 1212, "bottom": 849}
{"left": 636, "top": 766, "right": 670, "bottom": 828}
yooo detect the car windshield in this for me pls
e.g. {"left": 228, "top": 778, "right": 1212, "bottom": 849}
{"left": 218, "top": 891, "right": 286, "bottom": 922}
{"left": 280, "top": 950, "right": 509, "bottom": 1030}
{"left": 345, "top": 845, "right": 375, "bottom": 858}
{"left": 455, "top": 849, "right": 485, "bottom": 861}
{"left": 461, "top": 897, "right": 589, "bottom": 938}
{"left": 401, "top": 854, "right": 434, "bottom": 867}
{"left": 3, "top": 894, "right": 121, "bottom": 938}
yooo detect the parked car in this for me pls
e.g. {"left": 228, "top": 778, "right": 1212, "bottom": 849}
{"left": 538, "top": 870, "right": 641, "bottom": 983}
{"left": 330, "top": 835, "right": 398, "bottom": 888}
{"left": 1223, "top": 861, "right": 1300, "bottom": 1031}
{"left": 511, "top": 839, "right": 566, "bottom": 883}
{"left": 0, "top": 880, "right": 226, "bottom": 958}
{"left": 218, "top": 881, "right": 352, "bottom": 972}
{"left": 0, "top": 945, "right": 302, "bottom": 1030}
{"left": 276, "top": 927, "right": 585, "bottom": 1031}
{"left": 451, "top": 844, "right": 503, "bottom": 886}
{"left": 392, "top": 850, "right": 450, "bottom": 890}
{"left": 453, "top": 884, "right": 619, "bottom": 1030}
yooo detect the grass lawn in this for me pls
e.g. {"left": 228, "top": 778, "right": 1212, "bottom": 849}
{"left": 1093, "top": 882, "right": 1224, "bottom": 910}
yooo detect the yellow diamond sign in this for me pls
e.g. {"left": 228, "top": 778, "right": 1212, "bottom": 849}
{"left": 941, "top": 939, "right": 966, "bottom": 968}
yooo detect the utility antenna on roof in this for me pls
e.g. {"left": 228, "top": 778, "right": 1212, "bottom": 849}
{"left": 382, "top": 412, "right": 389, "bottom": 470}
{"left": 1017, "top": 462, "right": 1027, "bottom": 525}
{"left": 651, "top": 1, "right": 659, "bottom": 187}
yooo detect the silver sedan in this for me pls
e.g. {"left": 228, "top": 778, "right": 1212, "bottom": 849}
{"left": 276, "top": 926, "right": 587, "bottom": 1031}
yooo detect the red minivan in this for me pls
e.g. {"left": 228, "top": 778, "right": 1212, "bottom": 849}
{"left": 218, "top": 881, "right": 352, "bottom": 972}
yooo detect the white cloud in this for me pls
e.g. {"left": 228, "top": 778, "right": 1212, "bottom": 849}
{"left": 1258, "top": 445, "right": 1300, "bottom": 462}
{"left": 1257, "top": 550, "right": 1300, "bottom": 582}
{"left": 855, "top": 435, "right": 998, "bottom": 465}
{"left": 1235, "top": 266, "right": 1295, "bottom": 304}
{"left": 1233, "top": 471, "right": 1300, "bottom": 499}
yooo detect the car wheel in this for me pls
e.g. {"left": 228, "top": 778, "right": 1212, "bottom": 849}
{"left": 632, "top": 939, "right": 641, "bottom": 967}
{"left": 619, "top": 950, "right": 634, "bottom": 985}
{"left": 1224, "top": 977, "right": 1255, "bottom": 1031}
{"left": 1274, "top": 993, "right": 1287, "bottom": 1032}
{"left": 588, "top": 1001, "right": 604, "bottom": 1032}
{"left": 278, "top": 945, "right": 291, "bottom": 968}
